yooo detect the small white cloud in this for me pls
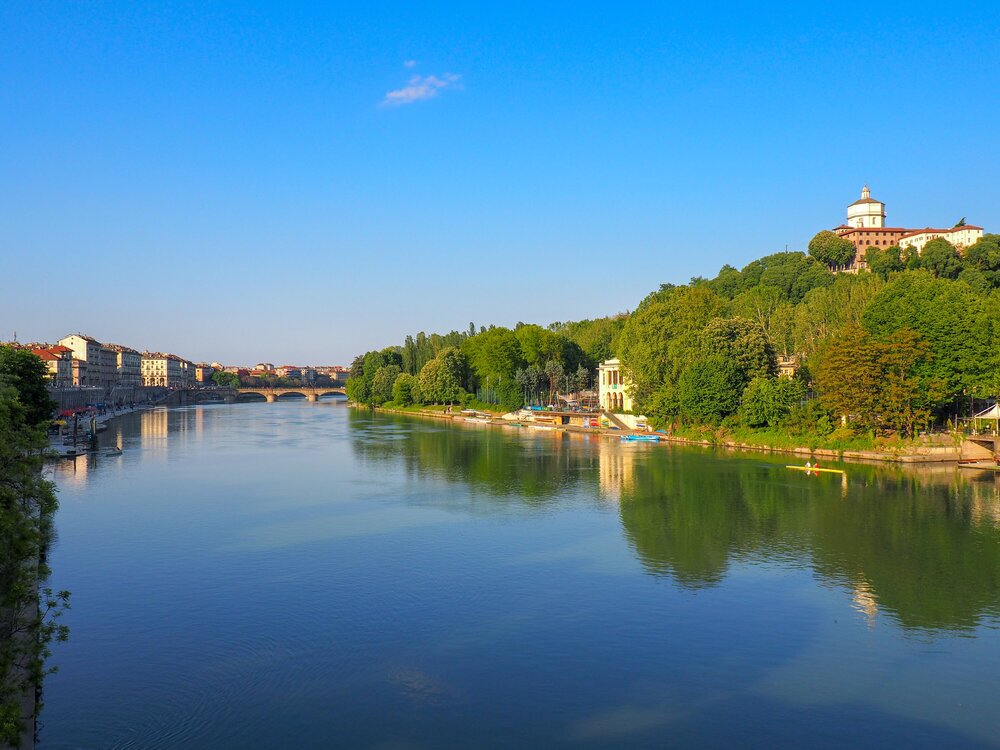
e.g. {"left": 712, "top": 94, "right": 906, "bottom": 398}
{"left": 382, "top": 73, "right": 461, "bottom": 106}
{"left": 403, "top": 59, "right": 418, "bottom": 68}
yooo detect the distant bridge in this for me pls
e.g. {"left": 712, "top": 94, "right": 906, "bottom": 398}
{"left": 236, "top": 386, "right": 347, "bottom": 402}
{"left": 175, "top": 386, "right": 347, "bottom": 404}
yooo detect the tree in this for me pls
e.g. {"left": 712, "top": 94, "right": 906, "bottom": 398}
{"left": 345, "top": 349, "right": 403, "bottom": 407}
{"left": 706, "top": 264, "right": 743, "bottom": 299}
{"left": 677, "top": 356, "right": 743, "bottom": 424}
{"left": 864, "top": 245, "right": 903, "bottom": 280}
{"left": 544, "top": 359, "right": 564, "bottom": 403}
{"left": 617, "top": 285, "right": 727, "bottom": 412}
{"left": 901, "top": 245, "right": 921, "bottom": 270}
{"left": 574, "top": 364, "right": 590, "bottom": 395}
{"left": 514, "top": 324, "right": 564, "bottom": 368}
{"left": 730, "top": 286, "right": 786, "bottom": 345}
{"left": 371, "top": 364, "right": 401, "bottom": 405}
{"left": 392, "top": 372, "right": 420, "bottom": 406}
{"left": 739, "top": 376, "right": 806, "bottom": 428}
{"left": 418, "top": 358, "right": 442, "bottom": 403}
{"left": 212, "top": 370, "right": 241, "bottom": 389}
{"left": 0, "top": 346, "right": 56, "bottom": 426}
{"left": 435, "top": 348, "right": 468, "bottom": 402}
{"left": 792, "top": 273, "right": 884, "bottom": 358}
{"left": 738, "top": 251, "right": 835, "bottom": 303}
{"left": 548, "top": 316, "right": 626, "bottom": 366}
{"left": 861, "top": 271, "right": 994, "bottom": 402}
{"left": 808, "top": 230, "right": 856, "bottom": 268}
{"left": 418, "top": 347, "right": 467, "bottom": 404}
{"left": 0, "top": 387, "right": 69, "bottom": 745}
{"left": 918, "top": 237, "right": 962, "bottom": 279}
{"left": 814, "top": 324, "right": 935, "bottom": 436}
{"left": 462, "top": 327, "right": 525, "bottom": 394}
{"left": 957, "top": 267, "right": 991, "bottom": 294}
{"left": 700, "top": 317, "right": 777, "bottom": 384}
{"left": 965, "top": 234, "right": 1000, "bottom": 276}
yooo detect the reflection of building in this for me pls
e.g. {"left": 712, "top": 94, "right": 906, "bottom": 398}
{"left": 851, "top": 581, "right": 879, "bottom": 628}
{"left": 832, "top": 186, "right": 984, "bottom": 270}
{"left": 598, "top": 438, "right": 636, "bottom": 503}
{"left": 598, "top": 358, "right": 634, "bottom": 413}
{"left": 968, "top": 478, "right": 1000, "bottom": 527}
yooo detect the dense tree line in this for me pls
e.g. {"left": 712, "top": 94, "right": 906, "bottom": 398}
{"left": 348, "top": 234, "right": 1000, "bottom": 440}
{"left": 347, "top": 320, "right": 621, "bottom": 411}
{"left": 0, "top": 346, "right": 68, "bottom": 746}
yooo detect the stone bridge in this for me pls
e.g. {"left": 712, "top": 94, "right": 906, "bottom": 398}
{"left": 175, "top": 386, "right": 347, "bottom": 404}
{"left": 237, "top": 386, "right": 347, "bottom": 403}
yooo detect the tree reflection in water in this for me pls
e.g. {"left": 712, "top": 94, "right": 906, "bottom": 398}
{"left": 350, "top": 409, "right": 1000, "bottom": 634}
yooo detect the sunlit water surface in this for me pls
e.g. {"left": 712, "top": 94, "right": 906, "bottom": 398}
{"left": 42, "top": 402, "right": 1000, "bottom": 748}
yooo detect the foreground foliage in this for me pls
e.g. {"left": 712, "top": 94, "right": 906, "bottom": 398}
{"left": 0, "top": 348, "right": 68, "bottom": 747}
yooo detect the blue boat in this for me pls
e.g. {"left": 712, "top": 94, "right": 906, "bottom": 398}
{"left": 620, "top": 434, "right": 660, "bottom": 443}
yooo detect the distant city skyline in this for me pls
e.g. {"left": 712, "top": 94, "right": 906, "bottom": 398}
{"left": 3, "top": 3, "right": 999, "bottom": 363}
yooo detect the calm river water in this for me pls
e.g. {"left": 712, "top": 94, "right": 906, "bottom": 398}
{"left": 43, "top": 401, "right": 1000, "bottom": 748}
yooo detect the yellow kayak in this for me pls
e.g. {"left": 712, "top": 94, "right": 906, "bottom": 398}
{"left": 786, "top": 465, "right": 845, "bottom": 475}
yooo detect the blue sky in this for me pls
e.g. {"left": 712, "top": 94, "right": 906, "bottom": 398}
{"left": 3, "top": 2, "right": 999, "bottom": 365}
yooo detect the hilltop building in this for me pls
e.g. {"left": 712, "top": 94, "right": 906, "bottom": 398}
{"left": 832, "top": 186, "right": 983, "bottom": 270}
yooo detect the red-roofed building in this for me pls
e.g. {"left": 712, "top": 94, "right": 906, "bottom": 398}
{"left": 832, "top": 187, "right": 984, "bottom": 271}
{"left": 31, "top": 348, "right": 73, "bottom": 386}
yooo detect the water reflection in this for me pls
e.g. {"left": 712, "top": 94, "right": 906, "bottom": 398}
{"left": 55, "top": 405, "right": 1000, "bottom": 635}
{"left": 346, "top": 410, "right": 1000, "bottom": 634}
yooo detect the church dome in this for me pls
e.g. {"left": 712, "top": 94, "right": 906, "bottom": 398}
{"left": 846, "top": 185, "right": 885, "bottom": 228}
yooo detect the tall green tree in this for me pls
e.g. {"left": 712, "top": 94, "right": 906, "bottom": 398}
{"left": 808, "top": 231, "right": 856, "bottom": 268}
{"left": 0, "top": 347, "right": 56, "bottom": 426}
{"left": 861, "top": 271, "right": 995, "bottom": 402}
{"left": 391, "top": 372, "right": 420, "bottom": 406}
{"left": 918, "top": 237, "right": 963, "bottom": 279}
{"left": 677, "top": 356, "right": 743, "bottom": 424}
{"left": 371, "top": 364, "right": 401, "bottom": 405}
{"left": 738, "top": 251, "right": 835, "bottom": 303}
{"left": 864, "top": 245, "right": 904, "bottom": 280}
{"left": 700, "top": 317, "right": 777, "bottom": 383}
{"left": 617, "top": 285, "right": 727, "bottom": 412}
{"left": 814, "top": 324, "right": 936, "bottom": 436}
{"left": 0, "top": 387, "right": 68, "bottom": 745}
{"left": 738, "top": 376, "right": 806, "bottom": 428}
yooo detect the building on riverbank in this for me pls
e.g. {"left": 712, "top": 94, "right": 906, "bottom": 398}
{"left": 58, "top": 334, "right": 108, "bottom": 387}
{"left": 598, "top": 358, "right": 634, "bottom": 413}
{"left": 105, "top": 344, "right": 142, "bottom": 386}
{"left": 31, "top": 347, "right": 73, "bottom": 386}
{"left": 194, "top": 363, "right": 217, "bottom": 383}
{"left": 141, "top": 352, "right": 186, "bottom": 387}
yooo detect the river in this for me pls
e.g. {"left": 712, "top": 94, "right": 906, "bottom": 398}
{"left": 42, "top": 401, "right": 1000, "bottom": 748}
